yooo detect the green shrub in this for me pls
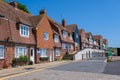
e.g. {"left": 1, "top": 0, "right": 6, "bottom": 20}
{"left": 40, "top": 57, "right": 49, "bottom": 61}
{"left": 19, "top": 55, "right": 28, "bottom": 62}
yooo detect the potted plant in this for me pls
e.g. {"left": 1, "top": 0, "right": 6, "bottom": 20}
{"left": 3, "top": 60, "right": 9, "bottom": 69}
{"left": 12, "top": 58, "right": 18, "bottom": 67}
{"left": 40, "top": 57, "right": 49, "bottom": 61}
{"left": 28, "top": 60, "right": 33, "bottom": 65}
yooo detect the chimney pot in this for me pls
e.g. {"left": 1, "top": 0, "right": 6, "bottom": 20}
{"left": 62, "top": 19, "right": 66, "bottom": 27}
{"left": 40, "top": 10, "right": 46, "bottom": 15}
{"left": 9, "top": 1, "right": 18, "bottom": 8}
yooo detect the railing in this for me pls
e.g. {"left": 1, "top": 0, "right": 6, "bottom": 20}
{"left": 73, "top": 48, "right": 104, "bottom": 60}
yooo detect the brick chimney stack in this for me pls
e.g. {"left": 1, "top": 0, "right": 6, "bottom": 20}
{"left": 62, "top": 19, "right": 66, "bottom": 27}
{"left": 40, "top": 10, "right": 46, "bottom": 15}
{"left": 9, "top": 1, "right": 18, "bottom": 8}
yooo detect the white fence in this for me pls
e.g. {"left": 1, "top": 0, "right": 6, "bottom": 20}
{"left": 73, "top": 48, "right": 104, "bottom": 60}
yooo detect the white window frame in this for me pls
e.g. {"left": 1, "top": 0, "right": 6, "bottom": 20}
{"left": 70, "top": 44, "right": 73, "bottom": 49}
{"left": 43, "top": 32, "right": 49, "bottom": 40}
{"left": 40, "top": 49, "right": 47, "bottom": 57}
{"left": 54, "top": 34, "right": 59, "bottom": 43}
{"left": 0, "top": 45, "right": 4, "bottom": 59}
{"left": 62, "top": 43, "right": 66, "bottom": 49}
{"left": 70, "top": 33, "right": 73, "bottom": 40}
{"left": 63, "top": 31, "right": 66, "bottom": 38}
{"left": 15, "top": 46, "right": 26, "bottom": 58}
{"left": 20, "top": 24, "right": 29, "bottom": 37}
{"left": 55, "top": 49, "right": 60, "bottom": 56}
{"left": 76, "top": 33, "right": 78, "bottom": 38}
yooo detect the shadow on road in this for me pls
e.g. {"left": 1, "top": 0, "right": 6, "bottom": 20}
{"left": 103, "top": 61, "right": 120, "bottom": 75}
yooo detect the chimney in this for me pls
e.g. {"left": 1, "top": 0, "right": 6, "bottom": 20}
{"left": 9, "top": 1, "right": 18, "bottom": 8}
{"left": 62, "top": 19, "right": 66, "bottom": 27}
{"left": 39, "top": 10, "right": 46, "bottom": 15}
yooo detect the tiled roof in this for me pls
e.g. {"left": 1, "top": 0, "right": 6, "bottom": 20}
{"left": 48, "top": 18, "right": 74, "bottom": 43}
{"left": 66, "top": 24, "right": 77, "bottom": 33}
{"left": 103, "top": 39, "right": 108, "bottom": 44}
{"left": 0, "top": 1, "right": 35, "bottom": 44}
{"left": 29, "top": 15, "right": 44, "bottom": 27}
{"left": 85, "top": 32, "right": 92, "bottom": 38}
{"left": 93, "top": 35, "right": 103, "bottom": 40}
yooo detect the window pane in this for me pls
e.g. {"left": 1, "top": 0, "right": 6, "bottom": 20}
{"left": 0, "top": 47, "right": 4, "bottom": 58}
{"left": 44, "top": 33, "right": 48, "bottom": 40}
{"left": 20, "top": 24, "right": 29, "bottom": 37}
{"left": 15, "top": 47, "right": 26, "bottom": 58}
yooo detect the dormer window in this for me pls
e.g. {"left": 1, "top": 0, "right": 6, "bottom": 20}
{"left": 20, "top": 24, "right": 29, "bottom": 37}
{"left": 76, "top": 33, "right": 78, "bottom": 38}
{"left": 70, "top": 33, "right": 73, "bottom": 40}
{"left": 63, "top": 31, "right": 66, "bottom": 38}
{"left": 54, "top": 34, "right": 59, "bottom": 42}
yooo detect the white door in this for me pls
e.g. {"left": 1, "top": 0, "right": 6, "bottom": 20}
{"left": 30, "top": 48, "right": 35, "bottom": 63}
{"left": 50, "top": 50, "right": 53, "bottom": 62}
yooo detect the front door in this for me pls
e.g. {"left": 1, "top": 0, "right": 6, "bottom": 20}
{"left": 50, "top": 50, "right": 53, "bottom": 62}
{"left": 30, "top": 48, "right": 35, "bottom": 63}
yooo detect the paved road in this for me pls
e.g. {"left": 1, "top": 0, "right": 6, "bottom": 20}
{"left": 3, "top": 59, "right": 120, "bottom": 80}
{"left": 48, "top": 60, "right": 106, "bottom": 73}
{"left": 6, "top": 70, "right": 120, "bottom": 80}
{"left": 103, "top": 61, "right": 120, "bottom": 75}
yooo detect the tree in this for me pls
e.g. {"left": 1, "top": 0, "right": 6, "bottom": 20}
{"left": 17, "top": 2, "right": 29, "bottom": 13}
{"left": 2, "top": 0, "right": 30, "bottom": 13}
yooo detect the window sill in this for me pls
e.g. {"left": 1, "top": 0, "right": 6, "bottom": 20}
{"left": 40, "top": 56, "right": 48, "bottom": 58}
{"left": 0, "top": 57, "right": 4, "bottom": 59}
{"left": 56, "top": 55, "right": 60, "bottom": 57}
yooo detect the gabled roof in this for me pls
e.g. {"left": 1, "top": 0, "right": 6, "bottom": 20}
{"left": 93, "top": 35, "right": 103, "bottom": 40}
{"left": 66, "top": 24, "right": 77, "bottom": 33}
{"left": 48, "top": 18, "right": 74, "bottom": 43}
{"left": 0, "top": 1, "right": 31, "bottom": 25}
{"left": 29, "top": 15, "right": 44, "bottom": 28}
{"left": 0, "top": 1, "right": 35, "bottom": 44}
{"left": 85, "top": 32, "right": 92, "bottom": 38}
{"left": 103, "top": 39, "right": 108, "bottom": 44}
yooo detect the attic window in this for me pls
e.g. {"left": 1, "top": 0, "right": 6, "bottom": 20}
{"left": 20, "top": 24, "right": 29, "bottom": 37}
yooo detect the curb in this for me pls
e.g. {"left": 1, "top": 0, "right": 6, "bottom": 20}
{"left": 0, "top": 61, "right": 71, "bottom": 80}
{"left": 104, "top": 59, "right": 108, "bottom": 63}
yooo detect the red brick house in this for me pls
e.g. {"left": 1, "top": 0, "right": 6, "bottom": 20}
{"left": 49, "top": 19, "right": 75, "bottom": 56}
{"left": 86, "top": 32, "right": 94, "bottom": 48}
{"left": 66, "top": 24, "right": 80, "bottom": 51}
{"left": 93, "top": 35, "right": 103, "bottom": 49}
{"left": 30, "top": 10, "right": 56, "bottom": 62}
{"left": 0, "top": 1, "right": 36, "bottom": 67}
{"left": 79, "top": 29, "right": 89, "bottom": 49}
{"left": 58, "top": 19, "right": 75, "bottom": 55}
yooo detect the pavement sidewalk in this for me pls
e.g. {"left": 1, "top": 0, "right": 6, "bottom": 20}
{"left": 0, "top": 60, "right": 71, "bottom": 78}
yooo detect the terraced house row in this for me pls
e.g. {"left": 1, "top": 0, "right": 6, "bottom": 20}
{"left": 0, "top": 1, "right": 108, "bottom": 67}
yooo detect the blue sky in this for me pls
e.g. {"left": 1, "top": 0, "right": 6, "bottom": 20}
{"left": 17, "top": 0, "right": 120, "bottom": 47}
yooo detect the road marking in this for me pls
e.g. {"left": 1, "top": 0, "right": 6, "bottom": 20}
{"left": 0, "top": 61, "right": 71, "bottom": 80}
